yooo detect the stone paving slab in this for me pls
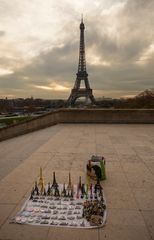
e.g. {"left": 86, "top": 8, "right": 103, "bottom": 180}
{"left": 141, "top": 210, "right": 154, "bottom": 240}
{"left": 47, "top": 227, "right": 99, "bottom": 240}
{"left": 0, "top": 204, "right": 16, "bottom": 226}
{"left": 99, "top": 224, "right": 151, "bottom": 240}
{"left": 0, "top": 125, "right": 62, "bottom": 180}
{"left": 0, "top": 220, "right": 50, "bottom": 240}
{"left": 0, "top": 124, "right": 154, "bottom": 240}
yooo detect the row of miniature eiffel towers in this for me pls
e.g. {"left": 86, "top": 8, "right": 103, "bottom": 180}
{"left": 76, "top": 176, "right": 103, "bottom": 200}
{"left": 30, "top": 169, "right": 75, "bottom": 199}
{"left": 30, "top": 168, "right": 103, "bottom": 200}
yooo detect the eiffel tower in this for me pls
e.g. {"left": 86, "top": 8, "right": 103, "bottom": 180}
{"left": 67, "top": 17, "right": 96, "bottom": 106}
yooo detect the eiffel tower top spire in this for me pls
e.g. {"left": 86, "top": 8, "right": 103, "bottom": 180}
{"left": 81, "top": 13, "right": 83, "bottom": 23}
{"left": 77, "top": 16, "right": 87, "bottom": 75}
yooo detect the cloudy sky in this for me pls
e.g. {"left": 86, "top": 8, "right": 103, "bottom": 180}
{"left": 0, "top": 0, "right": 154, "bottom": 99}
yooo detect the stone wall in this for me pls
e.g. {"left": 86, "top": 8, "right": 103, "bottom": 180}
{"left": 0, "top": 109, "right": 154, "bottom": 141}
{"left": 0, "top": 110, "right": 61, "bottom": 141}
{"left": 60, "top": 109, "right": 154, "bottom": 123}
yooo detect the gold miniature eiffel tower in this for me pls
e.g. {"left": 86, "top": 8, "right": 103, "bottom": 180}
{"left": 38, "top": 167, "right": 44, "bottom": 195}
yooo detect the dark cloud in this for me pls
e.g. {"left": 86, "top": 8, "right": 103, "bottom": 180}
{"left": 86, "top": 0, "right": 154, "bottom": 63}
{"left": 15, "top": 42, "right": 78, "bottom": 87}
{"left": 0, "top": 30, "right": 5, "bottom": 37}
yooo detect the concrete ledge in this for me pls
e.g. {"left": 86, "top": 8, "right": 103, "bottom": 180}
{"left": 60, "top": 109, "right": 154, "bottom": 123}
{"left": 0, "top": 109, "right": 154, "bottom": 141}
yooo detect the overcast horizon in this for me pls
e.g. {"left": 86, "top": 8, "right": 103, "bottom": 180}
{"left": 0, "top": 0, "right": 154, "bottom": 99}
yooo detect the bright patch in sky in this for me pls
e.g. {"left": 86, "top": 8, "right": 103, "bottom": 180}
{"left": 0, "top": 68, "right": 14, "bottom": 76}
{"left": 137, "top": 43, "right": 154, "bottom": 65}
{"left": 35, "top": 83, "right": 70, "bottom": 91}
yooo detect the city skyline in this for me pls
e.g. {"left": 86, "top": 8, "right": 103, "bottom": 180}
{"left": 0, "top": 0, "right": 154, "bottom": 99}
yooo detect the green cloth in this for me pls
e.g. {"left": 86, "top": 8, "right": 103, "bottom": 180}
{"left": 100, "top": 160, "right": 106, "bottom": 180}
{"left": 92, "top": 160, "right": 106, "bottom": 181}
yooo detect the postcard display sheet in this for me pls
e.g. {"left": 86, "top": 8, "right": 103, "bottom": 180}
{"left": 14, "top": 183, "right": 107, "bottom": 228}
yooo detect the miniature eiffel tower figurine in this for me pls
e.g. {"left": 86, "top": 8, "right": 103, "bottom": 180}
{"left": 90, "top": 183, "right": 93, "bottom": 199}
{"left": 52, "top": 172, "right": 58, "bottom": 188}
{"left": 54, "top": 185, "right": 60, "bottom": 197}
{"left": 38, "top": 167, "right": 44, "bottom": 195}
{"left": 67, "top": 172, "right": 72, "bottom": 191}
{"left": 86, "top": 184, "right": 89, "bottom": 199}
{"left": 34, "top": 181, "right": 39, "bottom": 195}
{"left": 94, "top": 178, "right": 102, "bottom": 194}
{"left": 78, "top": 176, "right": 82, "bottom": 190}
{"left": 81, "top": 184, "right": 86, "bottom": 196}
{"left": 43, "top": 188, "right": 47, "bottom": 196}
{"left": 30, "top": 187, "right": 34, "bottom": 200}
{"left": 61, "top": 183, "right": 67, "bottom": 197}
{"left": 71, "top": 185, "right": 74, "bottom": 198}
{"left": 47, "top": 183, "right": 51, "bottom": 196}
{"left": 76, "top": 176, "right": 82, "bottom": 198}
{"left": 38, "top": 167, "right": 44, "bottom": 188}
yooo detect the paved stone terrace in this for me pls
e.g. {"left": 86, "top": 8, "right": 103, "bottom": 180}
{"left": 0, "top": 124, "right": 154, "bottom": 240}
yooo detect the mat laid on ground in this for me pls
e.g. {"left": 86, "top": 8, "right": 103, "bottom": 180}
{"left": 13, "top": 183, "right": 107, "bottom": 228}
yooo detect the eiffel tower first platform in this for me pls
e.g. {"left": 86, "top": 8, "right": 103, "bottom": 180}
{"left": 67, "top": 18, "right": 96, "bottom": 106}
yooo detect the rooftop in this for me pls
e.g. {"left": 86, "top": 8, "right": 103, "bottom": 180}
{"left": 0, "top": 123, "right": 154, "bottom": 240}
